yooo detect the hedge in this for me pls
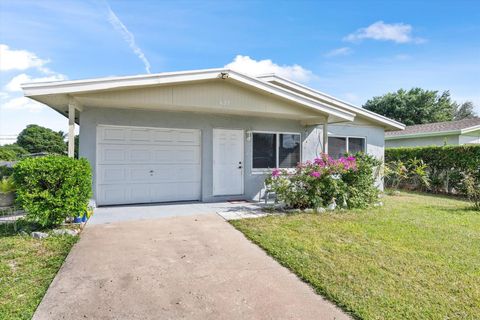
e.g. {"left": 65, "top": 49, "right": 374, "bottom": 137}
{"left": 385, "top": 145, "right": 480, "bottom": 195}
{"left": 386, "top": 145, "right": 480, "bottom": 172}
{"left": 13, "top": 156, "right": 92, "bottom": 227}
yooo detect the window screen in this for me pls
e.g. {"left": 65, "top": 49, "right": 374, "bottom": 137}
{"left": 279, "top": 134, "right": 301, "bottom": 168}
{"left": 252, "top": 133, "right": 277, "bottom": 168}
{"left": 348, "top": 137, "right": 365, "bottom": 154}
{"left": 328, "top": 137, "right": 347, "bottom": 159}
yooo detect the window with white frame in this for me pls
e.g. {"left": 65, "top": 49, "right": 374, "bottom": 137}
{"left": 328, "top": 136, "right": 366, "bottom": 159}
{"left": 252, "top": 132, "right": 301, "bottom": 169}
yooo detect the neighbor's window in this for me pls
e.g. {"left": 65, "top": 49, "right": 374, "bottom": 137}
{"left": 328, "top": 136, "right": 366, "bottom": 159}
{"left": 253, "top": 132, "right": 301, "bottom": 169}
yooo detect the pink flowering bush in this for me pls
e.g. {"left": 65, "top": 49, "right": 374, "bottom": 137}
{"left": 265, "top": 153, "right": 381, "bottom": 210}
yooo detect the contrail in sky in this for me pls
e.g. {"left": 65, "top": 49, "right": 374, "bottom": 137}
{"left": 106, "top": 4, "right": 151, "bottom": 73}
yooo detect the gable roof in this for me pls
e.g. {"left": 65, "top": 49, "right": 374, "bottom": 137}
{"left": 22, "top": 68, "right": 354, "bottom": 124}
{"left": 21, "top": 68, "right": 403, "bottom": 130}
{"left": 385, "top": 118, "right": 480, "bottom": 140}
{"left": 257, "top": 74, "right": 405, "bottom": 131}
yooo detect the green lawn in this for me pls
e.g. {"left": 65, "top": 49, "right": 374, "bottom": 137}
{"left": 0, "top": 225, "right": 77, "bottom": 319}
{"left": 231, "top": 192, "right": 480, "bottom": 320}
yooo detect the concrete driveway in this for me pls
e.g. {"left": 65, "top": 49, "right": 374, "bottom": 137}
{"left": 34, "top": 206, "right": 350, "bottom": 320}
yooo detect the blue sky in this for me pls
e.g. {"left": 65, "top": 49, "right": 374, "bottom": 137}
{"left": 1, "top": 0, "right": 479, "bottom": 143}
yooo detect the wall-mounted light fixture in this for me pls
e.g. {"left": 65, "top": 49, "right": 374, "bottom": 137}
{"left": 246, "top": 130, "right": 252, "bottom": 142}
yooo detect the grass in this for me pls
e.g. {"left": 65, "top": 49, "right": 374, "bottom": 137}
{"left": 0, "top": 224, "right": 78, "bottom": 319}
{"left": 231, "top": 192, "right": 480, "bottom": 320}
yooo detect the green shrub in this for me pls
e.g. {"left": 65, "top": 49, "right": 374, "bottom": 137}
{"left": 386, "top": 145, "right": 480, "bottom": 192}
{"left": 266, "top": 153, "right": 380, "bottom": 210}
{"left": 462, "top": 174, "right": 480, "bottom": 210}
{"left": 13, "top": 156, "right": 92, "bottom": 227}
{"left": 386, "top": 145, "right": 480, "bottom": 209}
{"left": 385, "top": 158, "right": 430, "bottom": 191}
{"left": 0, "top": 176, "right": 16, "bottom": 193}
{"left": 0, "top": 144, "right": 28, "bottom": 160}
{"left": 342, "top": 153, "right": 381, "bottom": 208}
{"left": 386, "top": 145, "right": 480, "bottom": 173}
{"left": 0, "top": 166, "right": 14, "bottom": 179}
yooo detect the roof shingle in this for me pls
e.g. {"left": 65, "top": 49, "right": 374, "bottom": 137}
{"left": 385, "top": 118, "right": 480, "bottom": 137}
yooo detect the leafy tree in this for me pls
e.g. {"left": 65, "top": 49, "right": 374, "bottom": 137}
{"left": 0, "top": 144, "right": 28, "bottom": 161}
{"left": 453, "top": 101, "right": 477, "bottom": 120}
{"left": 363, "top": 88, "right": 457, "bottom": 125}
{"left": 17, "top": 124, "right": 67, "bottom": 154}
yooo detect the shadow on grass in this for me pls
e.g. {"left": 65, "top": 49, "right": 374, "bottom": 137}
{"left": 0, "top": 219, "right": 43, "bottom": 237}
{"left": 436, "top": 206, "right": 480, "bottom": 215}
{"left": 385, "top": 189, "right": 479, "bottom": 214}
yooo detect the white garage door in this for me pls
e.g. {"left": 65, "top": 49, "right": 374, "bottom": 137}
{"left": 96, "top": 125, "right": 201, "bottom": 206}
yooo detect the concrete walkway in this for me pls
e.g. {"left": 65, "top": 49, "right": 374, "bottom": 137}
{"left": 34, "top": 210, "right": 350, "bottom": 319}
{"left": 89, "top": 201, "right": 270, "bottom": 225}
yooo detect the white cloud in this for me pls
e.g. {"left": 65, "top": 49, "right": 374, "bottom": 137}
{"left": 107, "top": 5, "right": 151, "bottom": 73}
{"left": 0, "top": 45, "right": 67, "bottom": 114}
{"left": 0, "top": 44, "right": 50, "bottom": 72}
{"left": 4, "top": 73, "right": 66, "bottom": 92}
{"left": 1, "top": 96, "right": 45, "bottom": 112}
{"left": 344, "top": 21, "right": 423, "bottom": 44}
{"left": 224, "top": 55, "right": 312, "bottom": 83}
{"left": 325, "top": 47, "right": 352, "bottom": 57}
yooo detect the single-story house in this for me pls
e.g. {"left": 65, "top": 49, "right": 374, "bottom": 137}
{"left": 386, "top": 118, "right": 480, "bottom": 148}
{"left": 22, "top": 68, "right": 404, "bottom": 206}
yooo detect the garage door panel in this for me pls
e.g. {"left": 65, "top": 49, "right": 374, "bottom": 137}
{"left": 98, "top": 186, "right": 127, "bottom": 205}
{"left": 98, "top": 145, "right": 200, "bottom": 165}
{"left": 150, "top": 182, "right": 200, "bottom": 202}
{"left": 130, "top": 148, "right": 151, "bottom": 162}
{"left": 130, "top": 129, "right": 151, "bottom": 142}
{"left": 150, "top": 165, "right": 201, "bottom": 183}
{"left": 100, "top": 146, "right": 127, "bottom": 163}
{"left": 99, "top": 166, "right": 127, "bottom": 184}
{"left": 102, "top": 127, "right": 126, "bottom": 141}
{"left": 151, "top": 129, "right": 200, "bottom": 145}
{"left": 97, "top": 125, "right": 201, "bottom": 205}
{"left": 152, "top": 147, "right": 200, "bottom": 164}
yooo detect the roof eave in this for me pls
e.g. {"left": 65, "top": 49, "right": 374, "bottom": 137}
{"left": 461, "top": 125, "right": 480, "bottom": 135}
{"left": 385, "top": 130, "right": 461, "bottom": 140}
{"left": 22, "top": 68, "right": 355, "bottom": 123}
{"left": 257, "top": 74, "right": 405, "bottom": 131}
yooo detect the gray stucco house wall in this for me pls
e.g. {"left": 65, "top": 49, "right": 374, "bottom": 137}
{"left": 80, "top": 108, "right": 385, "bottom": 203}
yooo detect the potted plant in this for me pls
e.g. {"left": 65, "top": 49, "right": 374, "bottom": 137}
{"left": 0, "top": 176, "right": 16, "bottom": 207}
{"left": 73, "top": 215, "right": 83, "bottom": 223}
{"left": 73, "top": 208, "right": 93, "bottom": 223}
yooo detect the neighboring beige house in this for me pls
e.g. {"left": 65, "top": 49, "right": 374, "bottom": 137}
{"left": 385, "top": 118, "right": 480, "bottom": 148}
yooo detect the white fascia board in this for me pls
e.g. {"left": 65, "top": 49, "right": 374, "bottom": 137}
{"left": 22, "top": 68, "right": 227, "bottom": 96}
{"left": 385, "top": 130, "right": 460, "bottom": 140}
{"left": 461, "top": 125, "right": 480, "bottom": 135}
{"left": 257, "top": 74, "right": 405, "bottom": 130}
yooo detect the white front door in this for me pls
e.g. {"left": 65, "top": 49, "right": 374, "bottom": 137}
{"left": 213, "top": 129, "right": 244, "bottom": 196}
